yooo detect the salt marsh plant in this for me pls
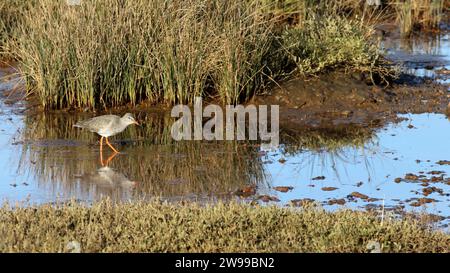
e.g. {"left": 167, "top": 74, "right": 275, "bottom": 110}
{"left": 0, "top": 200, "right": 448, "bottom": 252}
{"left": 281, "top": 15, "right": 386, "bottom": 77}
{"left": 5, "top": 0, "right": 396, "bottom": 110}
{"left": 0, "top": 0, "right": 35, "bottom": 54}
{"left": 8, "top": 0, "right": 276, "bottom": 109}
{"left": 392, "top": 0, "right": 444, "bottom": 36}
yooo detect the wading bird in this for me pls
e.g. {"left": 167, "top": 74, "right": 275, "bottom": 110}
{"left": 74, "top": 113, "right": 139, "bottom": 154}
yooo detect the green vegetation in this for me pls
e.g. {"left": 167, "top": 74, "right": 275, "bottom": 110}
{"left": 6, "top": 0, "right": 277, "bottom": 109}
{"left": 0, "top": 0, "right": 445, "bottom": 109}
{"left": 1, "top": 0, "right": 397, "bottom": 110}
{"left": 281, "top": 16, "right": 387, "bottom": 77}
{"left": 19, "top": 112, "right": 266, "bottom": 197}
{"left": 266, "top": 0, "right": 446, "bottom": 36}
{"left": 0, "top": 0, "right": 35, "bottom": 54}
{"left": 393, "top": 0, "right": 445, "bottom": 36}
{"left": 0, "top": 200, "right": 448, "bottom": 252}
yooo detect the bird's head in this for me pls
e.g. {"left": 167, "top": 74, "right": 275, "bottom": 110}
{"left": 122, "top": 113, "right": 139, "bottom": 126}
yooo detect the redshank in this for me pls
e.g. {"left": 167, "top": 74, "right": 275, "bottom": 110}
{"left": 74, "top": 113, "right": 139, "bottom": 153}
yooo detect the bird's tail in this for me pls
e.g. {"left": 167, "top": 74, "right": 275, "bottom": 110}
{"left": 73, "top": 122, "right": 84, "bottom": 128}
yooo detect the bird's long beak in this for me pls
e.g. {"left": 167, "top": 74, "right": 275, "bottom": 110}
{"left": 133, "top": 120, "right": 140, "bottom": 126}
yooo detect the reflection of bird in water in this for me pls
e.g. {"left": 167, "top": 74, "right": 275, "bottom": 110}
{"left": 74, "top": 113, "right": 139, "bottom": 153}
{"left": 82, "top": 166, "right": 137, "bottom": 189}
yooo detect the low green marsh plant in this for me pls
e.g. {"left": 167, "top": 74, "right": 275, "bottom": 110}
{"left": 0, "top": 200, "right": 448, "bottom": 252}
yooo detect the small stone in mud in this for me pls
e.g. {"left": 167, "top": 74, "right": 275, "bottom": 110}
{"left": 10, "top": 183, "right": 17, "bottom": 187}
{"left": 394, "top": 178, "right": 402, "bottom": 183}
{"left": 312, "top": 176, "right": 325, "bottom": 180}
{"left": 422, "top": 187, "right": 443, "bottom": 196}
{"left": 407, "top": 124, "right": 415, "bottom": 129}
{"left": 436, "top": 68, "right": 450, "bottom": 75}
{"left": 328, "top": 199, "right": 346, "bottom": 205}
{"left": 278, "top": 158, "right": 287, "bottom": 164}
{"left": 22, "top": 182, "right": 29, "bottom": 186}
{"left": 428, "top": 171, "right": 445, "bottom": 175}
{"left": 350, "top": 192, "right": 369, "bottom": 200}
{"left": 410, "top": 198, "right": 437, "bottom": 207}
{"left": 436, "top": 160, "right": 450, "bottom": 165}
{"left": 258, "top": 195, "right": 280, "bottom": 202}
{"left": 11, "top": 141, "right": 24, "bottom": 145}
{"left": 291, "top": 198, "right": 315, "bottom": 207}
{"left": 404, "top": 173, "right": 419, "bottom": 180}
{"left": 431, "top": 176, "right": 444, "bottom": 182}
{"left": 321, "top": 187, "right": 338, "bottom": 191}
{"left": 356, "top": 181, "right": 363, "bottom": 187}
{"left": 273, "top": 186, "right": 293, "bottom": 193}
{"left": 235, "top": 185, "right": 257, "bottom": 197}
{"left": 365, "top": 204, "right": 381, "bottom": 211}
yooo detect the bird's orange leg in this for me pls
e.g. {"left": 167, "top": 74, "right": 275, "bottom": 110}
{"left": 104, "top": 152, "right": 118, "bottom": 166}
{"left": 105, "top": 137, "right": 120, "bottom": 153}
{"left": 99, "top": 136, "right": 105, "bottom": 166}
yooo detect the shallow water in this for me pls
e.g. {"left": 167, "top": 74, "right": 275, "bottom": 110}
{"left": 383, "top": 32, "right": 450, "bottom": 86}
{"left": 0, "top": 99, "right": 449, "bottom": 226}
{"left": 1, "top": 31, "right": 450, "bottom": 229}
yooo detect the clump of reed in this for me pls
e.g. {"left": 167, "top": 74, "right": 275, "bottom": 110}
{"left": 391, "top": 0, "right": 445, "bottom": 36}
{"left": 5, "top": 0, "right": 395, "bottom": 110}
{"left": 0, "top": 0, "right": 35, "bottom": 55}
{"left": 8, "top": 0, "right": 276, "bottom": 109}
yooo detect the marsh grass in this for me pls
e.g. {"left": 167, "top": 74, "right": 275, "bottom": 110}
{"left": 0, "top": 0, "right": 35, "bottom": 55}
{"left": 2, "top": 0, "right": 397, "bottom": 110}
{"left": 7, "top": 0, "right": 277, "bottom": 109}
{"left": 392, "top": 0, "right": 445, "bottom": 36}
{"left": 0, "top": 1, "right": 18, "bottom": 45}
{"left": 0, "top": 199, "right": 448, "bottom": 252}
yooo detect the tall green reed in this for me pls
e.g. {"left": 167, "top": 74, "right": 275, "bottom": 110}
{"left": 9, "top": 0, "right": 276, "bottom": 109}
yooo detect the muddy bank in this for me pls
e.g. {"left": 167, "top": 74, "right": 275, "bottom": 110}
{"left": 253, "top": 70, "right": 449, "bottom": 129}
{"left": 252, "top": 24, "right": 450, "bottom": 130}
